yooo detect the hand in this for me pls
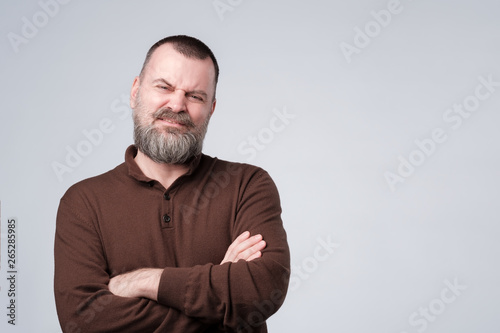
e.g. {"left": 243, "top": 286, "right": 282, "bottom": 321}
{"left": 108, "top": 268, "right": 163, "bottom": 301}
{"left": 220, "top": 231, "right": 266, "bottom": 265}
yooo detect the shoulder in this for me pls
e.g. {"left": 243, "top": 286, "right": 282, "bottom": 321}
{"left": 199, "top": 155, "right": 278, "bottom": 193}
{"left": 61, "top": 162, "right": 128, "bottom": 202}
{"left": 200, "top": 154, "right": 270, "bottom": 179}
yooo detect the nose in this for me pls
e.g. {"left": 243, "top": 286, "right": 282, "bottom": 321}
{"left": 166, "top": 90, "right": 187, "bottom": 113}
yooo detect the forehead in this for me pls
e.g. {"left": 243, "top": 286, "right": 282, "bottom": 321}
{"left": 144, "top": 44, "right": 216, "bottom": 92}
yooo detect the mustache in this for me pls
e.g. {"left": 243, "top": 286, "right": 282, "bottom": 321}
{"left": 153, "top": 108, "right": 195, "bottom": 128}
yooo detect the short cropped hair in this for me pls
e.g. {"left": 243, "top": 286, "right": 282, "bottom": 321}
{"left": 140, "top": 35, "right": 219, "bottom": 98}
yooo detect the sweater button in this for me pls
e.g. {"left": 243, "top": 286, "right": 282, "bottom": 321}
{"left": 163, "top": 214, "right": 171, "bottom": 223}
{"left": 163, "top": 193, "right": 170, "bottom": 200}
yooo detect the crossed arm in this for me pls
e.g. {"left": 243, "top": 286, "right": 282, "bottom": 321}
{"left": 55, "top": 169, "right": 290, "bottom": 332}
{"left": 108, "top": 231, "right": 266, "bottom": 300}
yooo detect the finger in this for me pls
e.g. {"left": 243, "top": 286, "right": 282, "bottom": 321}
{"left": 231, "top": 234, "right": 262, "bottom": 258}
{"left": 220, "top": 231, "right": 251, "bottom": 264}
{"left": 245, "top": 240, "right": 267, "bottom": 261}
{"left": 252, "top": 240, "right": 266, "bottom": 252}
{"left": 238, "top": 240, "right": 266, "bottom": 261}
{"left": 225, "top": 231, "right": 251, "bottom": 254}
{"left": 221, "top": 233, "right": 263, "bottom": 264}
{"left": 234, "top": 231, "right": 251, "bottom": 242}
{"left": 246, "top": 251, "right": 262, "bottom": 262}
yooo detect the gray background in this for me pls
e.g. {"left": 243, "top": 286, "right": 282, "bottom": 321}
{"left": 1, "top": 0, "right": 499, "bottom": 332}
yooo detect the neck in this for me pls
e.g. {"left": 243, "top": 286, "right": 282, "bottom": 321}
{"left": 134, "top": 149, "right": 190, "bottom": 189}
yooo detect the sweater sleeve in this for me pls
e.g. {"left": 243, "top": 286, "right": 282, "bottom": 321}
{"left": 156, "top": 169, "right": 291, "bottom": 331}
{"left": 54, "top": 194, "right": 209, "bottom": 333}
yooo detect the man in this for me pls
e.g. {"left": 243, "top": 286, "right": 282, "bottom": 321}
{"left": 54, "top": 35, "right": 290, "bottom": 332}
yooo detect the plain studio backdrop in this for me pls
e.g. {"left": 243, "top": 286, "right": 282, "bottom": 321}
{"left": 1, "top": 0, "right": 499, "bottom": 332}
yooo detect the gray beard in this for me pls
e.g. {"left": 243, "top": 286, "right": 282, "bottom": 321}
{"left": 133, "top": 108, "right": 210, "bottom": 165}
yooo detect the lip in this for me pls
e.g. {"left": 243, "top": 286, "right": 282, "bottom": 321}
{"left": 157, "top": 118, "right": 186, "bottom": 127}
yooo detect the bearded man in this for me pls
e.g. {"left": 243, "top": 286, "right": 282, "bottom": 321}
{"left": 54, "top": 35, "right": 290, "bottom": 333}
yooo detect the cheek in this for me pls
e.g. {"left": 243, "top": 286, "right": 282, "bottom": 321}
{"left": 191, "top": 107, "right": 212, "bottom": 124}
{"left": 134, "top": 109, "right": 153, "bottom": 126}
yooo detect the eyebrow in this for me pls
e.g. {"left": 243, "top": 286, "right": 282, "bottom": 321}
{"left": 152, "top": 78, "right": 208, "bottom": 100}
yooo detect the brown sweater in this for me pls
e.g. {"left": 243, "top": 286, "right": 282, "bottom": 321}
{"left": 54, "top": 145, "right": 290, "bottom": 333}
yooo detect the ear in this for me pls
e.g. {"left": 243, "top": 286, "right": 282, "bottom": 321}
{"left": 210, "top": 98, "right": 216, "bottom": 116}
{"left": 130, "top": 76, "right": 141, "bottom": 109}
